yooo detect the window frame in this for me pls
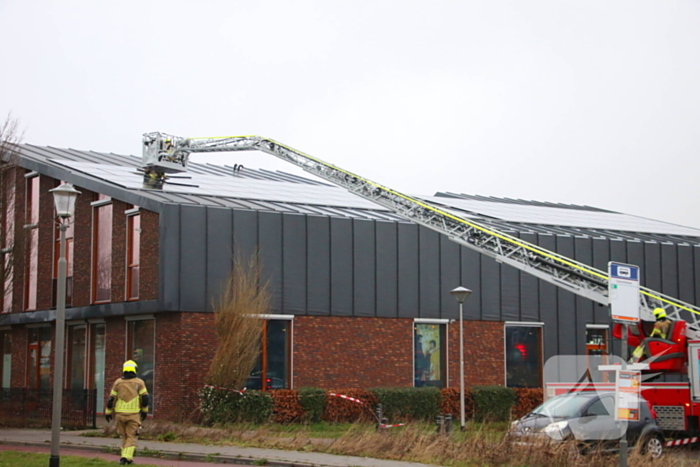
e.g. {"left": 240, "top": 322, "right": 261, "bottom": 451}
{"left": 413, "top": 319, "right": 449, "bottom": 388}
{"left": 249, "top": 315, "right": 293, "bottom": 391}
{"left": 125, "top": 209, "right": 140, "bottom": 301}
{"left": 23, "top": 174, "right": 39, "bottom": 311}
{"left": 91, "top": 197, "right": 113, "bottom": 304}
{"left": 504, "top": 322, "right": 544, "bottom": 389}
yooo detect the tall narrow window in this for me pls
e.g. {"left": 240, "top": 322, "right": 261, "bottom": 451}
{"left": 89, "top": 323, "right": 106, "bottom": 411}
{"left": 24, "top": 175, "right": 39, "bottom": 311}
{"left": 248, "top": 319, "right": 291, "bottom": 390}
{"left": 53, "top": 204, "right": 74, "bottom": 308}
{"left": 505, "top": 324, "right": 543, "bottom": 388}
{"left": 1, "top": 330, "right": 11, "bottom": 388}
{"left": 414, "top": 322, "right": 446, "bottom": 388}
{"left": 67, "top": 325, "right": 86, "bottom": 390}
{"left": 1, "top": 175, "right": 15, "bottom": 313}
{"left": 128, "top": 319, "right": 154, "bottom": 409}
{"left": 92, "top": 198, "right": 112, "bottom": 303}
{"left": 28, "top": 327, "right": 52, "bottom": 389}
{"left": 126, "top": 212, "right": 140, "bottom": 300}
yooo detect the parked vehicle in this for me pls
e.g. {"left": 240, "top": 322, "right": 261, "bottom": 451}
{"left": 509, "top": 391, "right": 664, "bottom": 458}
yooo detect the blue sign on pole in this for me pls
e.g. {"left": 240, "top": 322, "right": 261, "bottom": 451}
{"left": 608, "top": 262, "right": 641, "bottom": 323}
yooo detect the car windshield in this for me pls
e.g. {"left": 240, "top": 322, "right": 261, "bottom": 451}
{"left": 531, "top": 393, "right": 596, "bottom": 418}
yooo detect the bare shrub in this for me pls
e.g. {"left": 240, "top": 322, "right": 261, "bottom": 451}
{"left": 205, "top": 252, "right": 269, "bottom": 390}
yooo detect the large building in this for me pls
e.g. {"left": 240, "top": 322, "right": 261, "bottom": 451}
{"left": 2, "top": 144, "right": 700, "bottom": 420}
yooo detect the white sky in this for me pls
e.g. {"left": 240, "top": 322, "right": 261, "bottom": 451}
{"left": 1, "top": 1, "right": 699, "bottom": 229}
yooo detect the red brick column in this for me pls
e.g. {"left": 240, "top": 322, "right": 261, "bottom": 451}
{"left": 448, "top": 320, "right": 504, "bottom": 388}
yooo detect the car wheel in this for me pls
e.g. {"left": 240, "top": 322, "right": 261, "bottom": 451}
{"left": 640, "top": 435, "right": 664, "bottom": 459}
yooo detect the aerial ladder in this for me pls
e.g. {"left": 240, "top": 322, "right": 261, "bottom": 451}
{"left": 141, "top": 131, "right": 700, "bottom": 341}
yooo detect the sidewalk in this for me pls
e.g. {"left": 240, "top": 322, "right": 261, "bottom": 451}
{"left": 0, "top": 428, "right": 436, "bottom": 467}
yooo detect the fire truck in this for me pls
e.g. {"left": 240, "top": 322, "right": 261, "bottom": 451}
{"left": 140, "top": 132, "right": 700, "bottom": 436}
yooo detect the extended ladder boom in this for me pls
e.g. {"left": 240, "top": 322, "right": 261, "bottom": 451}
{"left": 141, "top": 132, "right": 700, "bottom": 338}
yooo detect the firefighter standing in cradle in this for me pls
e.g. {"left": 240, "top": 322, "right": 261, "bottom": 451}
{"left": 105, "top": 360, "right": 149, "bottom": 465}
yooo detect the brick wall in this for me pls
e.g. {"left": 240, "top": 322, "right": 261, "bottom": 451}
{"left": 146, "top": 312, "right": 217, "bottom": 421}
{"left": 139, "top": 209, "right": 158, "bottom": 301}
{"left": 293, "top": 316, "right": 414, "bottom": 389}
{"left": 448, "top": 320, "right": 504, "bottom": 387}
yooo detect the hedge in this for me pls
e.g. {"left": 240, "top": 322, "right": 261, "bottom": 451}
{"left": 199, "top": 385, "right": 543, "bottom": 425}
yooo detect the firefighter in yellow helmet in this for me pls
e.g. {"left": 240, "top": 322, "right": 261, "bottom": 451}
{"left": 631, "top": 308, "right": 673, "bottom": 363}
{"left": 105, "top": 360, "right": 150, "bottom": 465}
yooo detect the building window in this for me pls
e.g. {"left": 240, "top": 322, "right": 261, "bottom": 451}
{"left": 1, "top": 330, "right": 11, "bottom": 388}
{"left": 52, "top": 202, "right": 74, "bottom": 309}
{"left": 92, "top": 198, "right": 112, "bottom": 303}
{"left": 414, "top": 322, "right": 446, "bottom": 388}
{"left": 24, "top": 175, "right": 39, "bottom": 311}
{"left": 28, "top": 327, "right": 51, "bottom": 389}
{"left": 586, "top": 325, "right": 610, "bottom": 382}
{"left": 67, "top": 325, "right": 86, "bottom": 390}
{"left": 1, "top": 175, "right": 15, "bottom": 313}
{"left": 89, "top": 323, "right": 106, "bottom": 411}
{"left": 126, "top": 212, "right": 140, "bottom": 300}
{"left": 128, "top": 318, "right": 154, "bottom": 409}
{"left": 248, "top": 319, "right": 291, "bottom": 390}
{"left": 505, "top": 324, "right": 543, "bottom": 388}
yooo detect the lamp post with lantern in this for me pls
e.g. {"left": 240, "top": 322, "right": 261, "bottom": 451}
{"left": 49, "top": 182, "right": 80, "bottom": 467}
{"left": 449, "top": 286, "right": 472, "bottom": 431}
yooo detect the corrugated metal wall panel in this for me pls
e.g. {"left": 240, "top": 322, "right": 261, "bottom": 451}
{"left": 353, "top": 219, "right": 376, "bottom": 317}
{"left": 480, "top": 255, "right": 501, "bottom": 321}
{"left": 397, "top": 223, "right": 419, "bottom": 318}
{"left": 180, "top": 205, "right": 207, "bottom": 311}
{"left": 282, "top": 214, "right": 307, "bottom": 314}
{"left": 661, "top": 243, "right": 679, "bottom": 299}
{"left": 259, "top": 212, "right": 283, "bottom": 313}
{"left": 592, "top": 237, "right": 611, "bottom": 324}
{"left": 460, "top": 245, "right": 482, "bottom": 320}
{"left": 330, "top": 217, "right": 353, "bottom": 316}
{"left": 501, "top": 260, "right": 520, "bottom": 322}
{"left": 643, "top": 242, "right": 661, "bottom": 290}
{"left": 307, "top": 216, "right": 331, "bottom": 315}
{"left": 538, "top": 234, "right": 559, "bottom": 357}
{"left": 574, "top": 237, "right": 595, "bottom": 339}
{"left": 205, "top": 207, "right": 233, "bottom": 312}
{"left": 677, "top": 244, "right": 695, "bottom": 305}
{"left": 418, "top": 227, "right": 441, "bottom": 319}
{"left": 518, "top": 233, "right": 540, "bottom": 322}
{"left": 160, "top": 204, "right": 181, "bottom": 310}
{"left": 555, "top": 236, "right": 577, "bottom": 355}
{"left": 232, "top": 210, "right": 258, "bottom": 258}
{"left": 439, "top": 236, "right": 461, "bottom": 321}
{"left": 376, "top": 221, "right": 398, "bottom": 318}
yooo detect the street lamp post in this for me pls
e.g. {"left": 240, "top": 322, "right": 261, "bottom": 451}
{"left": 449, "top": 286, "right": 472, "bottom": 431}
{"left": 49, "top": 182, "right": 80, "bottom": 467}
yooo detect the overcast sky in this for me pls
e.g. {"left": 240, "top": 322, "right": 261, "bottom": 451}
{"left": 1, "top": 1, "right": 699, "bottom": 229}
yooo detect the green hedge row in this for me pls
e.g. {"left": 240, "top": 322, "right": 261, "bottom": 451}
{"left": 199, "top": 385, "right": 536, "bottom": 425}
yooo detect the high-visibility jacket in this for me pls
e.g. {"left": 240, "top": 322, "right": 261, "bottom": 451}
{"left": 105, "top": 377, "right": 149, "bottom": 414}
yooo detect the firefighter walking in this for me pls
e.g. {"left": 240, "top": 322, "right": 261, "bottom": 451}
{"left": 105, "top": 360, "right": 150, "bottom": 465}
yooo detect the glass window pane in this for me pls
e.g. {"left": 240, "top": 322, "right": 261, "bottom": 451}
{"left": 506, "top": 326, "right": 542, "bottom": 388}
{"left": 25, "top": 228, "right": 38, "bottom": 310}
{"left": 1, "top": 331, "right": 11, "bottom": 388}
{"left": 414, "top": 323, "right": 445, "bottom": 388}
{"left": 90, "top": 323, "right": 106, "bottom": 410}
{"left": 93, "top": 204, "right": 112, "bottom": 302}
{"left": 266, "top": 320, "right": 287, "bottom": 389}
{"left": 69, "top": 326, "right": 86, "bottom": 390}
{"left": 129, "top": 320, "right": 154, "bottom": 409}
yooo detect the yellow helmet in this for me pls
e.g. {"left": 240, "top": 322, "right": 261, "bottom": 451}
{"left": 123, "top": 360, "right": 138, "bottom": 373}
{"left": 652, "top": 308, "right": 667, "bottom": 320}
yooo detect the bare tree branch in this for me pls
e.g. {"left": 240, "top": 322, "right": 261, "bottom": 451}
{"left": 206, "top": 251, "right": 270, "bottom": 389}
{"left": 0, "top": 112, "right": 25, "bottom": 310}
